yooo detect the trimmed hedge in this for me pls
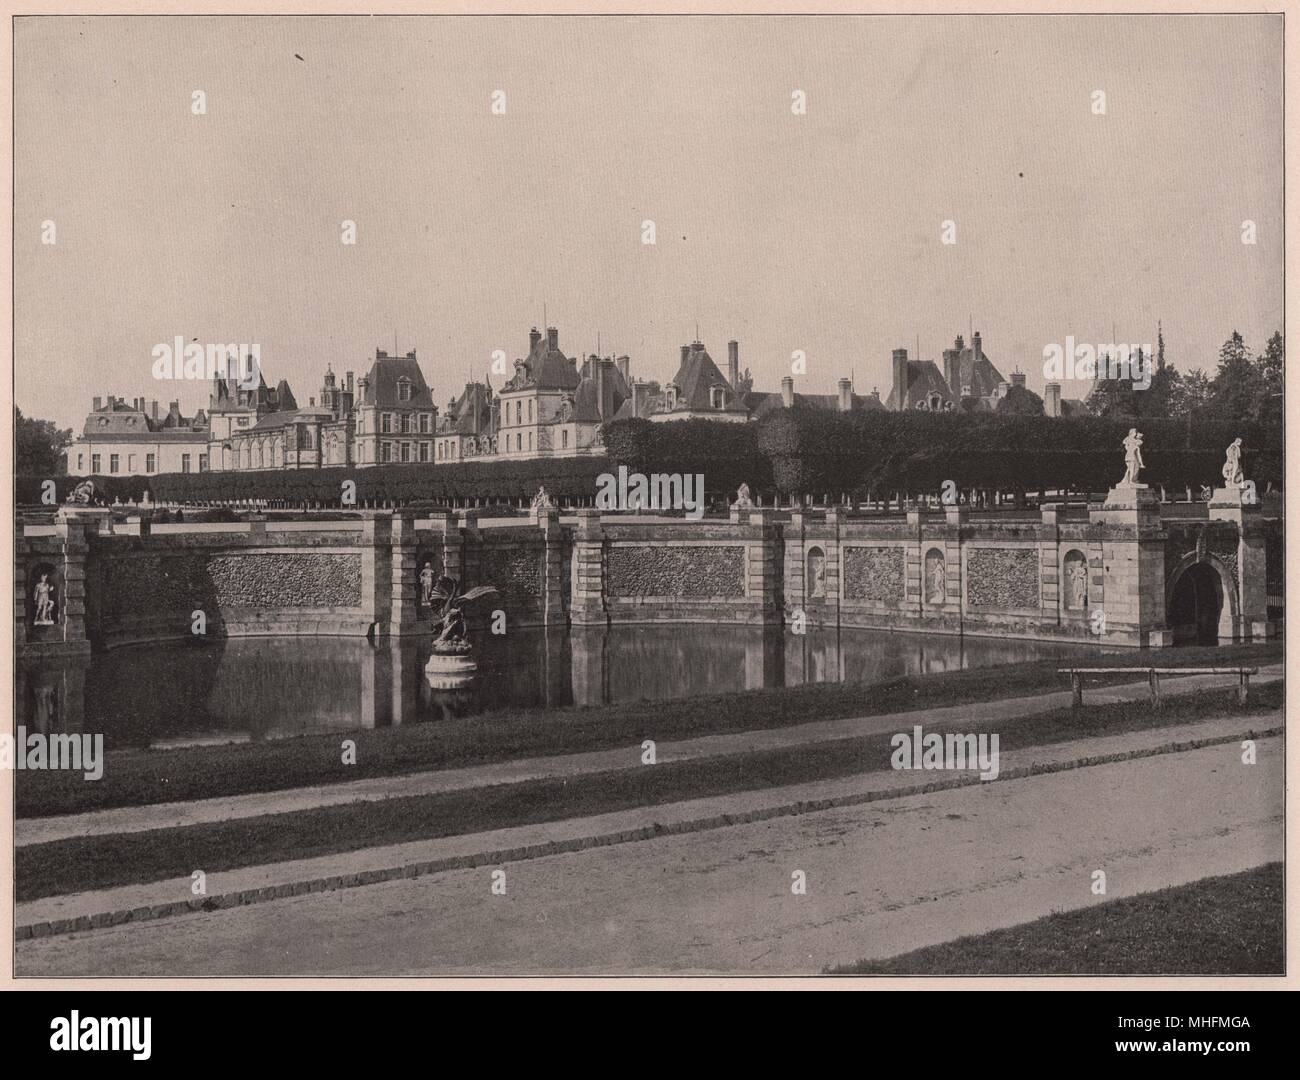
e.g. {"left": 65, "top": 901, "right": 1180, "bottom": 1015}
{"left": 14, "top": 412, "right": 1281, "bottom": 509}
{"left": 15, "top": 457, "right": 614, "bottom": 509}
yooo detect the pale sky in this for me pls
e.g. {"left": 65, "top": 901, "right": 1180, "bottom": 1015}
{"left": 15, "top": 14, "right": 1283, "bottom": 430}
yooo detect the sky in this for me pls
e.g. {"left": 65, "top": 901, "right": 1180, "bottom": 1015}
{"left": 14, "top": 14, "right": 1284, "bottom": 431}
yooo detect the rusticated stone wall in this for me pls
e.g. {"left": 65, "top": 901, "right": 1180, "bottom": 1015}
{"left": 103, "top": 553, "right": 362, "bottom": 614}
{"left": 475, "top": 547, "right": 543, "bottom": 602}
{"left": 842, "top": 546, "right": 904, "bottom": 601}
{"left": 606, "top": 545, "right": 745, "bottom": 598}
{"left": 965, "top": 547, "right": 1038, "bottom": 608}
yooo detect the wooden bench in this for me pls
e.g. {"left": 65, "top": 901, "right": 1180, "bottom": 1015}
{"left": 1059, "top": 667, "right": 1259, "bottom": 709}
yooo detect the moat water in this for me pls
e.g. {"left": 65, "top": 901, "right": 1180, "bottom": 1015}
{"left": 18, "top": 625, "right": 1109, "bottom": 750}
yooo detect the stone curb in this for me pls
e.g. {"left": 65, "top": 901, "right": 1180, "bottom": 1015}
{"left": 14, "top": 724, "right": 1281, "bottom": 942}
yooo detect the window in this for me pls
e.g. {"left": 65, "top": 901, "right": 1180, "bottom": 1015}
{"left": 711, "top": 387, "right": 724, "bottom": 409}
{"left": 401, "top": 413, "right": 411, "bottom": 434}
{"left": 110, "top": 454, "right": 120, "bottom": 474}
{"left": 381, "top": 413, "right": 392, "bottom": 434}
{"left": 77, "top": 453, "right": 84, "bottom": 471}
{"left": 419, "top": 442, "right": 430, "bottom": 462}
{"left": 199, "top": 454, "right": 208, "bottom": 472}
{"left": 181, "top": 454, "right": 191, "bottom": 473}
{"left": 146, "top": 454, "right": 156, "bottom": 473}
{"left": 562, "top": 429, "right": 569, "bottom": 449}
{"left": 528, "top": 431, "right": 532, "bottom": 452}
{"left": 381, "top": 443, "right": 391, "bottom": 463}
{"left": 397, "top": 378, "right": 412, "bottom": 402}
{"left": 91, "top": 454, "right": 101, "bottom": 473}
{"left": 128, "top": 454, "right": 137, "bottom": 471}
{"left": 401, "top": 442, "right": 411, "bottom": 463}
{"left": 528, "top": 399, "right": 533, "bottom": 422}
{"left": 420, "top": 413, "right": 431, "bottom": 434}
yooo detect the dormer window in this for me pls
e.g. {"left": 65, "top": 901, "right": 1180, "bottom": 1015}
{"left": 710, "top": 386, "right": 725, "bottom": 409}
{"left": 397, "top": 378, "right": 412, "bottom": 402}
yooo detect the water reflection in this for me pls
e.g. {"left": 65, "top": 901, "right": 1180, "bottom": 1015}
{"left": 17, "top": 625, "right": 1103, "bottom": 750}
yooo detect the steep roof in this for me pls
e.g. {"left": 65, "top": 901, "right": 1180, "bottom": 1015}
{"left": 663, "top": 342, "right": 748, "bottom": 414}
{"left": 84, "top": 399, "right": 207, "bottom": 436}
{"left": 360, "top": 351, "right": 435, "bottom": 408}
{"left": 887, "top": 360, "right": 953, "bottom": 410}
{"left": 502, "top": 329, "right": 582, "bottom": 393}
{"left": 747, "top": 389, "right": 888, "bottom": 418}
{"left": 439, "top": 382, "right": 495, "bottom": 436}
{"left": 245, "top": 405, "right": 336, "bottom": 432}
{"left": 611, "top": 383, "right": 664, "bottom": 421}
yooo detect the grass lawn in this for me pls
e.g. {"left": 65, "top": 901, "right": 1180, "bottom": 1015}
{"left": 17, "top": 641, "right": 1279, "bottom": 818}
{"left": 827, "top": 862, "right": 1284, "bottom": 975}
{"left": 16, "top": 681, "right": 1281, "bottom": 902}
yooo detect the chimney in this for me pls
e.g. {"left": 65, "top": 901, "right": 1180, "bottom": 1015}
{"left": 93, "top": 396, "right": 102, "bottom": 411}
{"left": 1046, "top": 382, "right": 1062, "bottom": 417}
{"left": 727, "top": 340, "right": 739, "bottom": 389}
{"left": 631, "top": 380, "right": 642, "bottom": 417}
{"left": 595, "top": 358, "right": 605, "bottom": 421}
{"left": 972, "top": 331, "right": 983, "bottom": 359}
{"left": 838, "top": 377, "right": 853, "bottom": 412}
{"left": 616, "top": 355, "right": 630, "bottom": 383}
{"left": 892, "top": 348, "right": 909, "bottom": 409}
{"left": 781, "top": 376, "right": 795, "bottom": 409}
{"left": 346, "top": 372, "right": 354, "bottom": 392}
{"left": 529, "top": 327, "right": 542, "bottom": 351}
{"left": 601, "top": 358, "right": 618, "bottom": 419}
{"left": 942, "top": 348, "right": 960, "bottom": 399}
{"left": 1011, "top": 370, "right": 1027, "bottom": 389}
{"left": 546, "top": 326, "right": 558, "bottom": 351}
{"left": 680, "top": 344, "right": 690, "bottom": 366}
{"left": 150, "top": 400, "right": 159, "bottom": 421}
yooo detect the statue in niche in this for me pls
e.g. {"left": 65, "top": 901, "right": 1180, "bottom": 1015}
{"left": 419, "top": 561, "right": 436, "bottom": 607}
{"left": 731, "top": 483, "right": 754, "bottom": 510}
{"left": 925, "top": 550, "right": 945, "bottom": 604}
{"left": 807, "top": 548, "right": 826, "bottom": 598}
{"left": 1222, "top": 438, "right": 1244, "bottom": 486}
{"left": 1065, "top": 553, "right": 1088, "bottom": 610}
{"left": 1121, "top": 428, "right": 1145, "bottom": 486}
{"left": 33, "top": 572, "right": 56, "bottom": 625}
{"left": 32, "top": 684, "right": 58, "bottom": 733}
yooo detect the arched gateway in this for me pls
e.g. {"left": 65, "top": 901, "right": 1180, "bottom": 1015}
{"left": 1166, "top": 559, "right": 1232, "bottom": 645}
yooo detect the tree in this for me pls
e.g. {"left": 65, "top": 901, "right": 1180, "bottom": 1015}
{"left": 15, "top": 406, "right": 72, "bottom": 475}
{"left": 995, "top": 384, "right": 1044, "bottom": 416}
{"left": 1208, "top": 331, "right": 1259, "bottom": 426}
{"left": 1255, "top": 330, "right": 1283, "bottom": 429}
{"left": 1170, "top": 367, "right": 1213, "bottom": 421}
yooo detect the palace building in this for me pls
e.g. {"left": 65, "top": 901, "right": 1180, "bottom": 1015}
{"left": 68, "top": 396, "right": 210, "bottom": 477}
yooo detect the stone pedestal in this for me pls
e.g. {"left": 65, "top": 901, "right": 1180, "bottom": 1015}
{"left": 1089, "top": 484, "right": 1168, "bottom": 646}
{"left": 56, "top": 506, "right": 113, "bottom": 534}
{"left": 570, "top": 509, "right": 607, "bottom": 626}
{"left": 1208, "top": 484, "right": 1254, "bottom": 523}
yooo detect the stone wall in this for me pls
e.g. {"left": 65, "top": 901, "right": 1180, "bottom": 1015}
{"left": 607, "top": 545, "right": 745, "bottom": 598}
{"left": 15, "top": 499, "right": 1281, "bottom": 652}
{"left": 842, "top": 547, "right": 905, "bottom": 602}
